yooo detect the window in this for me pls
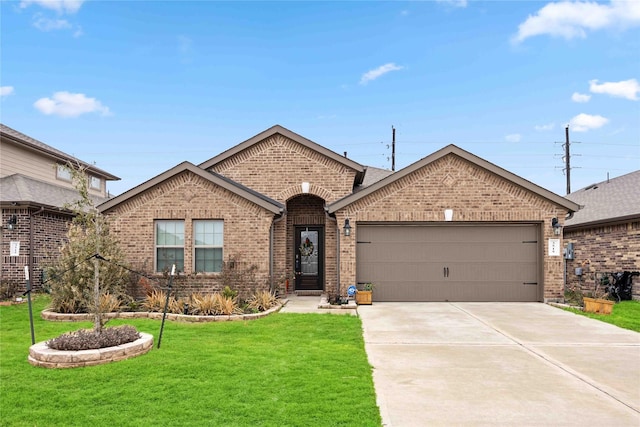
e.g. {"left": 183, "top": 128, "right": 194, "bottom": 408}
{"left": 194, "top": 220, "right": 223, "bottom": 273}
{"left": 156, "top": 220, "right": 184, "bottom": 273}
{"left": 89, "top": 175, "right": 102, "bottom": 190}
{"left": 56, "top": 164, "right": 72, "bottom": 181}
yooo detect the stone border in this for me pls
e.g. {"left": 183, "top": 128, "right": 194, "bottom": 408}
{"left": 28, "top": 332, "right": 154, "bottom": 369}
{"left": 40, "top": 301, "right": 284, "bottom": 323}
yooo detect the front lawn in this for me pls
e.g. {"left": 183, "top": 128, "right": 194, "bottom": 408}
{"left": 562, "top": 300, "right": 640, "bottom": 332}
{"left": 0, "top": 296, "right": 381, "bottom": 426}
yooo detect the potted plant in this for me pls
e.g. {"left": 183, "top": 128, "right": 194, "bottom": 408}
{"left": 355, "top": 283, "right": 374, "bottom": 305}
{"left": 583, "top": 274, "right": 614, "bottom": 315}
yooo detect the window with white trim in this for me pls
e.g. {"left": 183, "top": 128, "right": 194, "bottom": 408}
{"left": 193, "top": 220, "right": 223, "bottom": 273}
{"left": 155, "top": 220, "right": 184, "bottom": 273}
{"left": 56, "top": 164, "right": 72, "bottom": 182}
{"left": 89, "top": 175, "right": 102, "bottom": 190}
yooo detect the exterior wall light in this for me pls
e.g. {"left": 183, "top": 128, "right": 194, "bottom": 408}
{"left": 343, "top": 218, "right": 352, "bottom": 236}
{"left": 444, "top": 209, "right": 453, "bottom": 221}
{"left": 301, "top": 182, "right": 310, "bottom": 194}
{"left": 551, "top": 217, "right": 562, "bottom": 236}
{"left": 5, "top": 215, "right": 17, "bottom": 230}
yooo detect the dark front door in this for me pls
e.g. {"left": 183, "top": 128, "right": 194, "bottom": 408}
{"left": 294, "top": 226, "right": 324, "bottom": 290}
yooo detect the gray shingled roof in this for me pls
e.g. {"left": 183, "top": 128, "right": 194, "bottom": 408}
{"left": 0, "top": 174, "right": 108, "bottom": 210}
{"left": 355, "top": 166, "right": 395, "bottom": 191}
{"left": 0, "top": 123, "right": 119, "bottom": 180}
{"left": 564, "top": 170, "right": 640, "bottom": 228}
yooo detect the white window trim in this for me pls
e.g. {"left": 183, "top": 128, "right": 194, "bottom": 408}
{"left": 193, "top": 220, "right": 224, "bottom": 273}
{"left": 56, "top": 164, "right": 72, "bottom": 182}
{"left": 155, "top": 220, "right": 185, "bottom": 273}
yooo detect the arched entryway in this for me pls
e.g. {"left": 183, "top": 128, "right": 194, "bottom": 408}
{"left": 286, "top": 195, "right": 327, "bottom": 291}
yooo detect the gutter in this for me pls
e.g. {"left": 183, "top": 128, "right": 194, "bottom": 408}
{"left": 29, "top": 206, "right": 45, "bottom": 288}
{"left": 324, "top": 209, "right": 339, "bottom": 297}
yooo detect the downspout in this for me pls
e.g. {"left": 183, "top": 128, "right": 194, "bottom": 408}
{"left": 29, "top": 207, "right": 45, "bottom": 289}
{"left": 270, "top": 209, "right": 286, "bottom": 294}
{"left": 324, "top": 210, "right": 339, "bottom": 297}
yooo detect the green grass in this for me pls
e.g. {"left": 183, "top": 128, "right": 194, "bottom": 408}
{"left": 562, "top": 300, "right": 640, "bottom": 332}
{"left": 0, "top": 296, "right": 381, "bottom": 426}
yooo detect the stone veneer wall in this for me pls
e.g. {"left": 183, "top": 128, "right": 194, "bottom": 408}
{"left": 336, "top": 154, "right": 570, "bottom": 302}
{"left": 564, "top": 220, "right": 640, "bottom": 300}
{"left": 1, "top": 208, "right": 71, "bottom": 293}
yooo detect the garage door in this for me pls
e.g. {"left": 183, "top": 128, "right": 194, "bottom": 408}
{"left": 356, "top": 224, "right": 541, "bottom": 302}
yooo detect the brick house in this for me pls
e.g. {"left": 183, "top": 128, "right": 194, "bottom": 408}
{"left": 563, "top": 170, "right": 640, "bottom": 300}
{"left": 99, "top": 125, "right": 579, "bottom": 302}
{"left": 0, "top": 124, "right": 119, "bottom": 292}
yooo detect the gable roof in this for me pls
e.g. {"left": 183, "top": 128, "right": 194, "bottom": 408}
{"left": 198, "top": 125, "right": 366, "bottom": 185}
{"left": 328, "top": 144, "right": 580, "bottom": 213}
{"left": 0, "top": 123, "right": 120, "bottom": 181}
{"left": 0, "top": 174, "right": 108, "bottom": 211}
{"left": 98, "top": 161, "right": 284, "bottom": 214}
{"left": 564, "top": 170, "right": 640, "bottom": 229}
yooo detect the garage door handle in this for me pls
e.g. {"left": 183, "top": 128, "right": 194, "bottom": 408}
{"left": 444, "top": 267, "right": 449, "bottom": 277}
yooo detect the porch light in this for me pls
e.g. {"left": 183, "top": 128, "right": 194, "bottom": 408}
{"left": 551, "top": 217, "right": 562, "bottom": 236}
{"left": 5, "top": 215, "right": 17, "bottom": 230}
{"left": 343, "top": 218, "right": 352, "bottom": 236}
{"left": 444, "top": 209, "right": 453, "bottom": 222}
{"left": 301, "top": 182, "right": 310, "bottom": 194}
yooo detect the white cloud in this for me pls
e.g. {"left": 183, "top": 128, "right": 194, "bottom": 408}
{"left": 360, "top": 63, "right": 404, "bottom": 85}
{"left": 512, "top": 0, "right": 640, "bottom": 44}
{"left": 534, "top": 122, "right": 555, "bottom": 131}
{"left": 505, "top": 133, "right": 522, "bottom": 143}
{"left": 20, "top": 0, "right": 84, "bottom": 14}
{"left": 589, "top": 78, "right": 640, "bottom": 100}
{"left": 437, "top": 0, "right": 468, "bottom": 7}
{"left": 34, "top": 91, "right": 111, "bottom": 118}
{"left": 32, "top": 15, "right": 71, "bottom": 31}
{"left": 0, "top": 86, "right": 15, "bottom": 97}
{"left": 569, "top": 113, "right": 609, "bottom": 132}
{"left": 571, "top": 92, "right": 591, "bottom": 103}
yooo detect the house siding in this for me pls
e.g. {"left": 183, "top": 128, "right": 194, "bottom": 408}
{"left": 564, "top": 220, "right": 640, "bottom": 300}
{"left": 335, "top": 154, "right": 569, "bottom": 301}
{"left": 103, "top": 171, "right": 276, "bottom": 298}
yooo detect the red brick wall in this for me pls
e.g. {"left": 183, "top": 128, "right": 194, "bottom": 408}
{"left": 1, "top": 208, "right": 71, "bottom": 293}
{"left": 335, "top": 154, "right": 570, "bottom": 301}
{"left": 564, "top": 220, "right": 640, "bottom": 300}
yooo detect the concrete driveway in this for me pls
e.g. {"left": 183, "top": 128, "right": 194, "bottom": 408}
{"left": 358, "top": 302, "right": 640, "bottom": 427}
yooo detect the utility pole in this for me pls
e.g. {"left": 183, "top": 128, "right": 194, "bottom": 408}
{"left": 565, "top": 125, "right": 571, "bottom": 194}
{"left": 391, "top": 126, "right": 396, "bottom": 171}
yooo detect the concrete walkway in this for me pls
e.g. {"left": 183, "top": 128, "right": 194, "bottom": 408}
{"left": 279, "top": 294, "right": 357, "bottom": 315}
{"left": 358, "top": 302, "right": 640, "bottom": 427}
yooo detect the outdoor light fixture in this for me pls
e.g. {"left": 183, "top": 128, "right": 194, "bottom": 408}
{"left": 444, "top": 209, "right": 453, "bottom": 221}
{"left": 301, "top": 182, "right": 310, "bottom": 194}
{"left": 343, "top": 218, "right": 352, "bottom": 236}
{"left": 5, "top": 215, "right": 17, "bottom": 231}
{"left": 551, "top": 217, "right": 562, "bottom": 236}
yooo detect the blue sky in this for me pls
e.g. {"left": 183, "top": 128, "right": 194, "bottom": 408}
{"left": 1, "top": 0, "right": 639, "bottom": 197}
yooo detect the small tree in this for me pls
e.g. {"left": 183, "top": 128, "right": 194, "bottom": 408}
{"left": 47, "top": 163, "right": 129, "bottom": 333}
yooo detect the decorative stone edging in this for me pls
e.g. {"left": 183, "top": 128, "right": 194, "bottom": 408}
{"left": 28, "top": 332, "right": 154, "bottom": 369}
{"left": 40, "top": 301, "right": 285, "bottom": 323}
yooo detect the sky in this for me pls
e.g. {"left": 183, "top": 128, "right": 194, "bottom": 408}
{"left": 1, "top": 0, "right": 639, "bottom": 197}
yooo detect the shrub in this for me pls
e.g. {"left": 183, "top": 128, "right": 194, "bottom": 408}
{"left": 47, "top": 325, "right": 140, "bottom": 351}
{"left": 248, "top": 290, "right": 279, "bottom": 312}
{"left": 213, "top": 293, "right": 241, "bottom": 315}
{"left": 0, "top": 279, "right": 18, "bottom": 301}
{"left": 143, "top": 290, "right": 168, "bottom": 312}
{"left": 191, "top": 293, "right": 217, "bottom": 315}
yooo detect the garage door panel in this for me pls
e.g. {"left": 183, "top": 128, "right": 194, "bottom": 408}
{"left": 356, "top": 225, "right": 540, "bottom": 302}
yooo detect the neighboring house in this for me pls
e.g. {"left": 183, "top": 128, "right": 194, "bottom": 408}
{"left": 564, "top": 171, "right": 640, "bottom": 300}
{"left": 0, "top": 124, "right": 119, "bottom": 292}
{"left": 100, "top": 125, "right": 579, "bottom": 302}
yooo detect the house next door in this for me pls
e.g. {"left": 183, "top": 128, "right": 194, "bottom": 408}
{"left": 295, "top": 226, "right": 324, "bottom": 290}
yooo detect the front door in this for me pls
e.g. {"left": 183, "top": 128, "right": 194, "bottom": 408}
{"left": 294, "top": 226, "right": 324, "bottom": 290}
